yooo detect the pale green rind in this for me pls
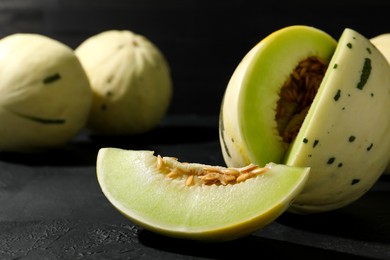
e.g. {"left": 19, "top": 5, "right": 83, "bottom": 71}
{"left": 286, "top": 28, "right": 390, "bottom": 213}
{"left": 0, "top": 34, "right": 92, "bottom": 151}
{"left": 75, "top": 30, "right": 172, "bottom": 135}
{"left": 97, "top": 148, "right": 310, "bottom": 241}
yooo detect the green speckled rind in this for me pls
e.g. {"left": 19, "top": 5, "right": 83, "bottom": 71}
{"left": 286, "top": 28, "right": 390, "bottom": 213}
{"left": 219, "top": 26, "right": 337, "bottom": 167}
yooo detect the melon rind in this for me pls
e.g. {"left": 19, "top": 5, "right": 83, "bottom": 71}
{"left": 75, "top": 30, "right": 172, "bottom": 135}
{"left": 286, "top": 28, "right": 390, "bottom": 213}
{"left": 371, "top": 33, "right": 390, "bottom": 175}
{"left": 97, "top": 148, "right": 310, "bottom": 241}
{"left": 371, "top": 33, "right": 390, "bottom": 64}
{"left": 0, "top": 33, "right": 92, "bottom": 151}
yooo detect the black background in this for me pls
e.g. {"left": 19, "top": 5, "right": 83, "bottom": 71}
{"left": 2, "top": 1, "right": 390, "bottom": 259}
{"left": 2, "top": 0, "right": 390, "bottom": 116}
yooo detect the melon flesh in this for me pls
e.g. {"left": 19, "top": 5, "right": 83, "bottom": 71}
{"left": 97, "top": 148, "right": 310, "bottom": 241}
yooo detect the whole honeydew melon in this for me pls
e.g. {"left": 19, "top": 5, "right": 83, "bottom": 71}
{"left": 75, "top": 30, "right": 173, "bottom": 135}
{"left": 219, "top": 26, "right": 390, "bottom": 213}
{"left": 0, "top": 33, "right": 92, "bottom": 152}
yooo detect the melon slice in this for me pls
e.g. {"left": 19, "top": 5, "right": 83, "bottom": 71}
{"left": 97, "top": 148, "right": 309, "bottom": 241}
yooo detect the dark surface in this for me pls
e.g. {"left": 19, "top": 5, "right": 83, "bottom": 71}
{"left": 2, "top": 1, "right": 390, "bottom": 259}
{"left": 1, "top": 115, "right": 390, "bottom": 260}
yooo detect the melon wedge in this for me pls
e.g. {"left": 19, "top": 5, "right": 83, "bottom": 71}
{"left": 96, "top": 148, "right": 310, "bottom": 241}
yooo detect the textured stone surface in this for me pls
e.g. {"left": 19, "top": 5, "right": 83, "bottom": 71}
{"left": 0, "top": 115, "right": 389, "bottom": 259}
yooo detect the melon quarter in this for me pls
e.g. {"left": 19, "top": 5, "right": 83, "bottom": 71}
{"left": 219, "top": 26, "right": 390, "bottom": 213}
{"left": 97, "top": 148, "right": 310, "bottom": 241}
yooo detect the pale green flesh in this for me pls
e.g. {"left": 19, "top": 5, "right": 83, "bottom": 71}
{"left": 97, "top": 148, "right": 309, "bottom": 241}
{"left": 239, "top": 26, "right": 337, "bottom": 167}
{"left": 285, "top": 29, "right": 390, "bottom": 212}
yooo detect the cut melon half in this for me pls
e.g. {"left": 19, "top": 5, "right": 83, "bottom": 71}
{"left": 97, "top": 148, "right": 309, "bottom": 241}
{"left": 219, "top": 25, "right": 390, "bottom": 213}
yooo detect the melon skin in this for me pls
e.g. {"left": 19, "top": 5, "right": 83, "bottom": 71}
{"left": 0, "top": 33, "right": 92, "bottom": 152}
{"left": 75, "top": 30, "right": 173, "bottom": 135}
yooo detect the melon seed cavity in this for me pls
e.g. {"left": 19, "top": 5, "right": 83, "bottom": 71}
{"left": 276, "top": 56, "right": 328, "bottom": 144}
{"left": 156, "top": 155, "right": 271, "bottom": 186}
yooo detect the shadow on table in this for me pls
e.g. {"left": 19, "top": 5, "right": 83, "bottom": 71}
{"left": 138, "top": 229, "right": 368, "bottom": 260}
{"left": 277, "top": 188, "right": 390, "bottom": 244}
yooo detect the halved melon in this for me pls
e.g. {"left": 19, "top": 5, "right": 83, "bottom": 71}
{"left": 219, "top": 25, "right": 390, "bottom": 213}
{"left": 97, "top": 148, "right": 310, "bottom": 241}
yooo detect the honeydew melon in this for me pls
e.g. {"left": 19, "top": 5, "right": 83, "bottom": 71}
{"left": 96, "top": 148, "right": 310, "bottom": 241}
{"left": 75, "top": 30, "right": 172, "bottom": 135}
{"left": 0, "top": 33, "right": 92, "bottom": 152}
{"left": 371, "top": 33, "right": 390, "bottom": 175}
{"left": 219, "top": 26, "right": 390, "bottom": 213}
{"left": 371, "top": 33, "right": 390, "bottom": 63}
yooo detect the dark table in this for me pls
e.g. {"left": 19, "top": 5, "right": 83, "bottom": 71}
{"left": 0, "top": 115, "right": 389, "bottom": 259}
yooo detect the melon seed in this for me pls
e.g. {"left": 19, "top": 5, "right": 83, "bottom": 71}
{"left": 156, "top": 156, "right": 270, "bottom": 186}
{"left": 276, "top": 56, "right": 328, "bottom": 143}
